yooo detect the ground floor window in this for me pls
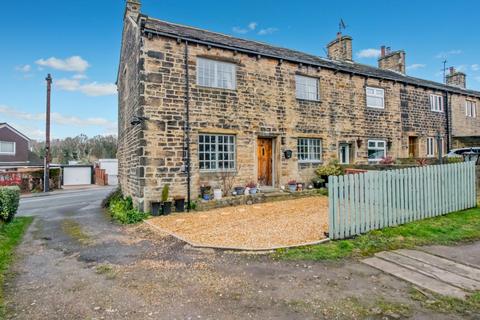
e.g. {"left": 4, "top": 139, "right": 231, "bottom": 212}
{"left": 426, "top": 137, "right": 435, "bottom": 157}
{"left": 298, "top": 138, "right": 322, "bottom": 163}
{"left": 198, "top": 134, "right": 235, "bottom": 171}
{"left": 367, "top": 139, "right": 386, "bottom": 162}
{"left": 339, "top": 143, "right": 351, "bottom": 164}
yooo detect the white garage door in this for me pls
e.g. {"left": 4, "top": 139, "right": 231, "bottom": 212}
{"left": 63, "top": 167, "right": 92, "bottom": 186}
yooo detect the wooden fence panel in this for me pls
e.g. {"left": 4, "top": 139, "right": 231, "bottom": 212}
{"left": 328, "top": 162, "right": 477, "bottom": 240}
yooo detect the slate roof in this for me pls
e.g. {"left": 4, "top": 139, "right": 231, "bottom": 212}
{"left": 142, "top": 17, "right": 480, "bottom": 98}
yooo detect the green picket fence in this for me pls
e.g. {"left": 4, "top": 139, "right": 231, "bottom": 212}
{"left": 328, "top": 162, "right": 477, "bottom": 240}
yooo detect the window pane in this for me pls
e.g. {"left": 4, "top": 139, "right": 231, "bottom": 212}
{"left": 0, "top": 142, "right": 14, "bottom": 153}
{"left": 296, "top": 75, "right": 318, "bottom": 101}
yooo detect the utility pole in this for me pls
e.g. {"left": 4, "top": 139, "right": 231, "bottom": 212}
{"left": 44, "top": 74, "right": 52, "bottom": 193}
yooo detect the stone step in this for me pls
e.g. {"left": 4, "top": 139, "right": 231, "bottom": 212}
{"left": 375, "top": 251, "right": 480, "bottom": 292}
{"left": 394, "top": 249, "right": 480, "bottom": 282}
{"left": 363, "top": 257, "right": 468, "bottom": 299}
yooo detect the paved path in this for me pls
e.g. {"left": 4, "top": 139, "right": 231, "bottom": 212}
{"left": 4, "top": 189, "right": 476, "bottom": 319}
{"left": 363, "top": 247, "right": 480, "bottom": 299}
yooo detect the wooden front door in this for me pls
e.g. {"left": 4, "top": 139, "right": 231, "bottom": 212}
{"left": 257, "top": 138, "right": 273, "bottom": 186}
{"left": 408, "top": 136, "right": 418, "bottom": 158}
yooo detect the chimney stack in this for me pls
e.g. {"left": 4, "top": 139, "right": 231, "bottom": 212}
{"left": 125, "top": 0, "right": 141, "bottom": 20}
{"left": 326, "top": 32, "right": 353, "bottom": 62}
{"left": 378, "top": 45, "right": 405, "bottom": 74}
{"left": 446, "top": 67, "right": 466, "bottom": 88}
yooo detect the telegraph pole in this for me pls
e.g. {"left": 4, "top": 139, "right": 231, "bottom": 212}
{"left": 44, "top": 74, "right": 52, "bottom": 193}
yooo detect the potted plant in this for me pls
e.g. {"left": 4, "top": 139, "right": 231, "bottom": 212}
{"left": 287, "top": 180, "right": 297, "bottom": 192}
{"left": 246, "top": 182, "right": 257, "bottom": 194}
{"left": 174, "top": 196, "right": 185, "bottom": 212}
{"left": 312, "top": 177, "right": 325, "bottom": 189}
{"left": 234, "top": 186, "right": 245, "bottom": 195}
{"left": 161, "top": 184, "right": 172, "bottom": 215}
{"left": 315, "top": 160, "right": 344, "bottom": 183}
{"left": 200, "top": 184, "right": 212, "bottom": 201}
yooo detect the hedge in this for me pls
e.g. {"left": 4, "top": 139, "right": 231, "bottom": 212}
{"left": 0, "top": 186, "right": 20, "bottom": 223}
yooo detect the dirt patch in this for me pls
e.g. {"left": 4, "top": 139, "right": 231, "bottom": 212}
{"left": 61, "top": 219, "right": 93, "bottom": 245}
{"left": 147, "top": 196, "right": 329, "bottom": 250}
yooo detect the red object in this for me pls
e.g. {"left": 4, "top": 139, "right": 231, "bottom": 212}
{"left": 0, "top": 172, "right": 22, "bottom": 186}
{"left": 344, "top": 168, "right": 368, "bottom": 175}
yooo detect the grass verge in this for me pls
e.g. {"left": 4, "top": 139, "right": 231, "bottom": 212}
{"left": 275, "top": 206, "right": 480, "bottom": 260}
{"left": 0, "top": 217, "right": 33, "bottom": 314}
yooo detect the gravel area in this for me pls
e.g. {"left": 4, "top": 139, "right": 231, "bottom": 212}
{"left": 147, "top": 196, "right": 329, "bottom": 250}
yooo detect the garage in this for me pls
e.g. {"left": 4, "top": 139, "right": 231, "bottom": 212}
{"left": 62, "top": 165, "right": 93, "bottom": 186}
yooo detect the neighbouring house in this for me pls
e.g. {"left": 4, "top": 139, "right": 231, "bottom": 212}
{"left": 0, "top": 123, "right": 38, "bottom": 170}
{"left": 117, "top": 0, "right": 480, "bottom": 210}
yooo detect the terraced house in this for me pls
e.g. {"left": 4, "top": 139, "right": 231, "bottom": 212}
{"left": 117, "top": 0, "right": 480, "bottom": 210}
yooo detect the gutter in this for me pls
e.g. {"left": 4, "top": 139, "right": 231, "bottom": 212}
{"left": 142, "top": 27, "right": 480, "bottom": 99}
{"left": 184, "top": 41, "right": 192, "bottom": 211}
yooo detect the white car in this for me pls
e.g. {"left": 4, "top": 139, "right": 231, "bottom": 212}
{"left": 446, "top": 147, "right": 480, "bottom": 157}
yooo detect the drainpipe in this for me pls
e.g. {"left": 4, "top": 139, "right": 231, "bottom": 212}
{"left": 444, "top": 91, "right": 451, "bottom": 152}
{"left": 184, "top": 41, "right": 191, "bottom": 211}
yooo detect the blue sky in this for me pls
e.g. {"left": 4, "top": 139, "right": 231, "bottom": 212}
{"left": 1, "top": 0, "right": 479, "bottom": 140}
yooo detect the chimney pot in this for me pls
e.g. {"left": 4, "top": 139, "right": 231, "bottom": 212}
{"left": 380, "top": 46, "right": 386, "bottom": 58}
{"left": 378, "top": 48, "right": 406, "bottom": 74}
{"left": 449, "top": 66, "right": 455, "bottom": 75}
{"left": 326, "top": 33, "right": 353, "bottom": 61}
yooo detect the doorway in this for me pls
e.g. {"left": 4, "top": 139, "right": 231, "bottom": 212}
{"left": 408, "top": 136, "right": 418, "bottom": 158}
{"left": 339, "top": 143, "right": 350, "bottom": 164}
{"left": 257, "top": 138, "right": 273, "bottom": 186}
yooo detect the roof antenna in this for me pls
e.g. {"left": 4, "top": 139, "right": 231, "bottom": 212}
{"left": 339, "top": 18, "right": 347, "bottom": 34}
{"left": 441, "top": 59, "right": 448, "bottom": 84}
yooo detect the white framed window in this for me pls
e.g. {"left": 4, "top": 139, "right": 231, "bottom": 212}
{"left": 426, "top": 137, "right": 435, "bottom": 157}
{"left": 196, "top": 58, "right": 236, "bottom": 90}
{"left": 198, "top": 134, "right": 235, "bottom": 171}
{"left": 367, "top": 139, "right": 386, "bottom": 162}
{"left": 0, "top": 141, "right": 15, "bottom": 155}
{"left": 430, "top": 94, "right": 443, "bottom": 112}
{"left": 466, "top": 100, "right": 477, "bottom": 118}
{"left": 366, "top": 87, "right": 385, "bottom": 109}
{"left": 295, "top": 75, "right": 319, "bottom": 101}
{"left": 297, "top": 138, "right": 322, "bottom": 163}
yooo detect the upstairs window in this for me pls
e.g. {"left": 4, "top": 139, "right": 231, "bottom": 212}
{"left": 466, "top": 100, "right": 477, "bottom": 118}
{"left": 430, "top": 94, "right": 443, "bottom": 112}
{"left": 198, "top": 134, "right": 235, "bottom": 171}
{"left": 295, "top": 75, "right": 319, "bottom": 101}
{"left": 297, "top": 138, "right": 322, "bottom": 163}
{"left": 0, "top": 141, "right": 15, "bottom": 155}
{"left": 366, "top": 87, "right": 385, "bottom": 109}
{"left": 367, "top": 139, "right": 386, "bottom": 162}
{"left": 196, "top": 58, "right": 236, "bottom": 90}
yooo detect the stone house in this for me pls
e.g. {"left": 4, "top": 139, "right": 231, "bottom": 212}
{"left": 117, "top": 0, "right": 480, "bottom": 210}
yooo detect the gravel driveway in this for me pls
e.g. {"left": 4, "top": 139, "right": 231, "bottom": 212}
{"left": 4, "top": 188, "right": 471, "bottom": 319}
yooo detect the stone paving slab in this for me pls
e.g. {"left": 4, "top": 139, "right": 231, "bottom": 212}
{"left": 363, "top": 257, "right": 468, "bottom": 299}
{"left": 376, "top": 251, "right": 480, "bottom": 291}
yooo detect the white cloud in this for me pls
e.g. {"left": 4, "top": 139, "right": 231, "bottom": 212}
{"left": 55, "top": 78, "right": 117, "bottom": 96}
{"left": 0, "top": 105, "right": 117, "bottom": 130}
{"left": 472, "top": 64, "right": 479, "bottom": 71}
{"left": 257, "top": 27, "right": 278, "bottom": 35}
{"left": 356, "top": 48, "right": 381, "bottom": 59}
{"left": 9, "top": 123, "right": 45, "bottom": 140}
{"left": 232, "top": 21, "right": 257, "bottom": 34}
{"left": 435, "top": 49, "right": 462, "bottom": 59}
{"left": 72, "top": 74, "right": 88, "bottom": 80}
{"left": 406, "top": 64, "right": 426, "bottom": 70}
{"left": 15, "top": 64, "right": 31, "bottom": 72}
{"left": 35, "top": 56, "right": 90, "bottom": 73}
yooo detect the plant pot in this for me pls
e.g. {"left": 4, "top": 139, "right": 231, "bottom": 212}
{"left": 234, "top": 186, "right": 245, "bottom": 195}
{"left": 249, "top": 187, "right": 257, "bottom": 194}
{"left": 151, "top": 202, "right": 161, "bottom": 216}
{"left": 202, "top": 194, "right": 211, "bottom": 201}
{"left": 213, "top": 189, "right": 222, "bottom": 200}
{"left": 162, "top": 201, "right": 172, "bottom": 215}
{"left": 288, "top": 184, "right": 296, "bottom": 192}
{"left": 312, "top": 181, "right": 322, "bottom": 189}
{"left": 174, "top": 198, "right": 185, "bottom": 212}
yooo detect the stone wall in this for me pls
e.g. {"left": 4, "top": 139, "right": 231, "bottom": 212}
{"left": 450, "top": 94, "right": 480, "bottom": 146}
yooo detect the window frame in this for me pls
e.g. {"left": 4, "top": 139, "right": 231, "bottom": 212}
{"left": 366, "top": 86, "right": 385, "bottom": 109}
{"left": 297, "top": 138, "right": 322, "bottom": 163}
{"left": 0, "top": 141, "right": 15, "bottom": 155}
{"left": 198, "top": 133, "right": 236, "bottom": 172}
{"left": 196, "top": 57, "right": 237, "bottom": 90}
{"left": 295, "top": 75, "right": 319, "bottom": 101}
{"left": 466, "top": 100, "right": 477, "bottom": 118}
{"left": 430, "top": 94, "right": 444, "bottom": 112}
{"left": 426, "top": 137, "right": 435, "bottom": 157}
{"left": 367, "top": 139, "right": 386, "bottom": 162}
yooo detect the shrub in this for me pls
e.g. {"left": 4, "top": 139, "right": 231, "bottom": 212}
{"left": 101, "top": 187, "right": 122, "bottom": 208}
{"left": 316, "top": 160, "right": 344, "bottom": 177}
{"left": 0, "top": 186, "right": 20, "bottom": 223}
{"left": 161, "top": 184, "right": 170, "bottom": 202}
{"left": 107, "top": 191, "right": 148, "bottom": 224}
